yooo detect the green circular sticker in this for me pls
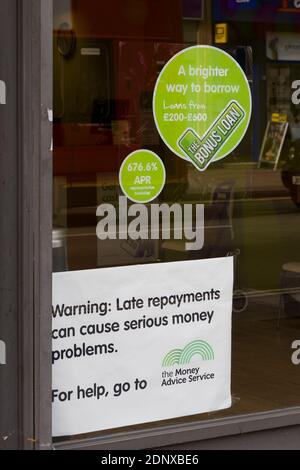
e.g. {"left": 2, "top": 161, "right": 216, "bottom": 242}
{"left": 153, "top": 45, "right": 252, "bottom": 171}
{"left": 119, "top": 150, "right": 166, "bottom": 203}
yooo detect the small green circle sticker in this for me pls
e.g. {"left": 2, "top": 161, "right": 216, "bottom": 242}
{"left": 119, "top": 150, "right": 166, "bottom": 203}
{"left": 153, "top": 45, "right": 252, "bottom": 171}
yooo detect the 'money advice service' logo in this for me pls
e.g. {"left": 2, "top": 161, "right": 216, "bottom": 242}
{"left": 153, "top": 45, "right": 252, "bottom": 171}
{"left": 162, "top": 340, "right": 215, "bottom": 368}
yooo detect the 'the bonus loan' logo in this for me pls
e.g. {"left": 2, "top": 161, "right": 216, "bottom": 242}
{"left": 162, "top": 340, "right": 214, "bottom": 368}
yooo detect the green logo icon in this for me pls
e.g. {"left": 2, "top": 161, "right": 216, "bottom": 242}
{"left": 153, "top": 45, "right": 252, "bottom": 171}
{"left": 119, "top": 150, "right": 166, "bottom": 203}
{"left": 162, "top": 340, "right": 215, "bottom": 368}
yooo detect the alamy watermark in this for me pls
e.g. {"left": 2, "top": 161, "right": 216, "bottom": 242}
{"left": 96, "top": 196, "right": 204, "bottom": 251}
{"left": 291, "top": 340, "right": 300, "bottom": 366}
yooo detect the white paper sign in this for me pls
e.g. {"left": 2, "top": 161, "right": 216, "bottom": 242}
{"left": 52, "top": 257, "right": 233, "bottom": 437}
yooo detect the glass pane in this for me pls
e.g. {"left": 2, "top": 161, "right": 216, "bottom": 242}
{"left": 53, "top": 0, "right": 300, "bottom": 441}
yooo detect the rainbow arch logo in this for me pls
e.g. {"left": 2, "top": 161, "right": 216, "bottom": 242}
{"left": 162, "top": 340, "right": 214, "bottom": 368}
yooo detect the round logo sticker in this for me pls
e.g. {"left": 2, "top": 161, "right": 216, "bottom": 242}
{"left": 119, "top": 150, "right": 166, "bottom": 203}
{"left": 153, "top": 45, "right": 252, "bottom": 171}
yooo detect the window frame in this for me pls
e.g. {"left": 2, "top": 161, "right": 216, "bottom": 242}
{"left": 18, "top": 0, "right": 53, "bottom": 450}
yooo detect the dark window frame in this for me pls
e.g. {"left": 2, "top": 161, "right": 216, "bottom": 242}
{"left": 15, "top": 0, "right": 300, "bottom": 450}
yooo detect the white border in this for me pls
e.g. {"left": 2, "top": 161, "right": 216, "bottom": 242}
{"left": 119, "top": 149, "right": 166, "bottom": 204}
{"left": 152, "top": 45, "right": 253, "bottom": 165}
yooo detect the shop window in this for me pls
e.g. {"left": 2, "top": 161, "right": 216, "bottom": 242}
{"left": 52, "top": 0, "right": 300, "bottom": 442}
